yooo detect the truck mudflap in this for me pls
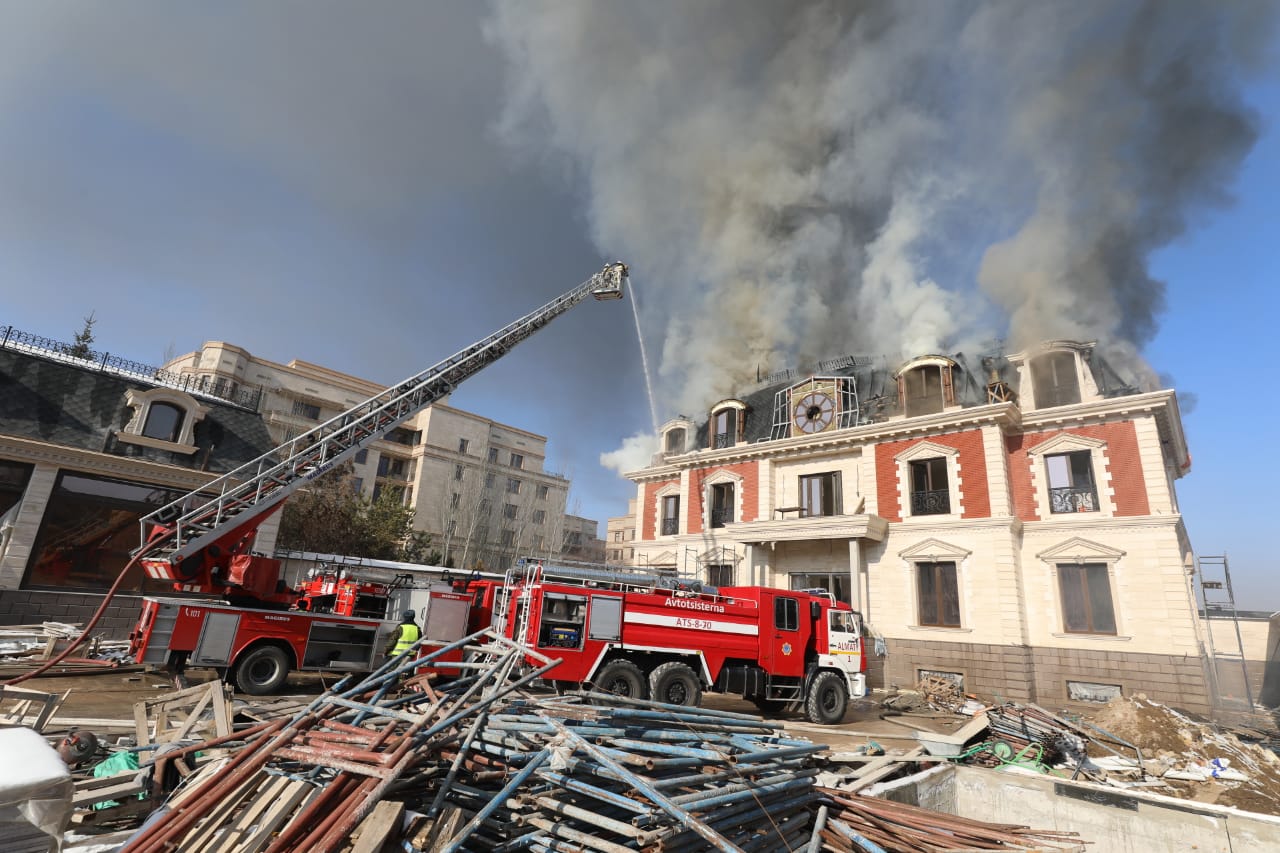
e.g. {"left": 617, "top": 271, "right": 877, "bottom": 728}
{"left": 846, "top": 672, "right": 867, "bottom": 699}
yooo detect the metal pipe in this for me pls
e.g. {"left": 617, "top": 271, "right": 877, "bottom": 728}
{"left": 439, "top": 748, "right": 553, "bottom": 853}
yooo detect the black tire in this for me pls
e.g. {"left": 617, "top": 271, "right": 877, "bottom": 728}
{"left": 234, "top": 645, "right": 291, "bottom": 695}
{"left": 805, "top": 671, "right": 848, "bottom": 725}
{"left": 592, "top": 659, "right": 649, "bottom": 700}
{"left": 649, "top": 661, "right": 702, "bottom": 708}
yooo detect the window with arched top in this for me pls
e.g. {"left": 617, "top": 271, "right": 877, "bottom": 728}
{"left": 1030, "top": 351, "right": 1081, "bottom": 408}
{"left": 901, "top": 365, "right": 948, "bottom": 417}
{"left": 142, "top": 402, "right": 184, "bottom": 443}
{"left": 708, "top": 401, "right": 745, "bottom": 449}
{"left": 665, "top": 428, "right": 686, "bottom": 454}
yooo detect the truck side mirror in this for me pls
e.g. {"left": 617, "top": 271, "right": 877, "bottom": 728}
{"left": 811, "top": 601, "right": 822, "bottom": 622}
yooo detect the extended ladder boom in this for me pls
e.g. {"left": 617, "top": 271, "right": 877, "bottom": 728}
{"left": 139, "top": 262, "right": 627, "bottom": 581}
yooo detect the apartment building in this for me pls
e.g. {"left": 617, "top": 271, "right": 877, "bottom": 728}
{"left": 163, "top": 341, "right": 591, "bottom": 571}
{"left": 605, "top": 499, "right": 637, "bottom": 565}
{"left": 623, "top": 341, "right": 1218, "bottom": 713}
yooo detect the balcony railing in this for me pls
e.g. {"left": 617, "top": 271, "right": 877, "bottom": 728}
{"left": 1, "top": 324, "right": 262, "bottom": 410}
{"left": 713, "top": 432, "right": 733, "bottom": 449}
{"left": 1050, "top": 486, "right": 1098, "bottom": 513}
{"left": 910, "top": 489, "right": 951, "bottom": 515}
{"left": 661, "top": 517, "right": 679, "bottom": 535}
{"left": 710, "top": 508, "right": 732, "bottom": 528}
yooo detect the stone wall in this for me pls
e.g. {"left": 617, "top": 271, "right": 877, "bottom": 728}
{"left": 0, "top": 589, "right": 145, "bottom": 639}
{"left": 883, "top": 635, "right": 1214, "bottom": 715}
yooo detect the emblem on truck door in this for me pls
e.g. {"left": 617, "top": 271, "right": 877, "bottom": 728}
{"left": 782, "top": 642, "right": 793, "bottom": 656}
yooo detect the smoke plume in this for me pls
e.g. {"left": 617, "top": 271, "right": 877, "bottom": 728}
{"left": 486, "top": 1, "right": 1271, "bottom": 434}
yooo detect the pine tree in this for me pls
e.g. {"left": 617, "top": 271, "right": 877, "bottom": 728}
{"left": 67, "top": 312, "right": 96, "bottom": 359}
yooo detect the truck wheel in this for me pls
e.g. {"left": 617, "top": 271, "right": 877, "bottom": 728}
{"left": 649, "top": 662, "right": 702, "bottom": 708}
{"left": 234, "top": 645, "right": 290, "bottom": 695}
{"left": 751, "top": 697, "right": 786, "bottom": 716}
{"left": 592, "top": 660, "right": 648, "bottom": 700}
{"left": 805, "top": 671, "right": 848, "bottom": 725}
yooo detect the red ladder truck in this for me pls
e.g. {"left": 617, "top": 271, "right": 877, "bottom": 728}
{"left": 128, "top": 263, "right": 627, "bottom": 694}
{"left": 488, "top": 559, "right": 867, "bottom": 724}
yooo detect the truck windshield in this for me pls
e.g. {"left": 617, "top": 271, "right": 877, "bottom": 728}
{"left": 829, "top": 610, "right": 858, "bottom": 633}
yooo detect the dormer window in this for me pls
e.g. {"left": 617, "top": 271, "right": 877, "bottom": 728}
{"left": 118, "top": 388, "right": 208, "bottom": 455}
{"left": 896, "top": 358, "right": 956, "bottom": 418}
{"left": 708, "top": 401, "right": 745, "bottom": 449}
{"left": 142, "top": 402, "right": 184, "bottom": 443}
{"left": 665, "top": 428, "right": 686, "bottom": 454}
{"left": 1031, "top": 351, "right": 1081, "bottom": 408}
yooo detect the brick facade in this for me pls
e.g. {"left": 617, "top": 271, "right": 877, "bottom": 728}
{"left": 1007, "top": 421, "right": 1150, "bottom": 520}
{"left": 874, "top": 429, "right": 991, "bottom": 522}
{"left": 640, "top": 478, "right": 679, "bottom": 540}
{"left": 686, "top": 462, "right": 760, "bottom": 534}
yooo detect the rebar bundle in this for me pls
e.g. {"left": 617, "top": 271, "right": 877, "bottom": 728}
{"left": 816, "top": 788, "right": 1085, "bottom": 852}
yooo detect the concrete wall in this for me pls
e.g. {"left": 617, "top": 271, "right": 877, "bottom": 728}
{"left": 868, "top": 764, "right": 1280, "bottom": 853}
{"left": 0, "top": 589, "right": 145, "bottom": 639}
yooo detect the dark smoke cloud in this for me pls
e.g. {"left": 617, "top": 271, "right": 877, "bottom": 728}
{"left": 485, "top": 0, "right": 1272, "bottom": 470}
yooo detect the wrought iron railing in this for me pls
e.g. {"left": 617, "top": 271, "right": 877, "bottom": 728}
{"left": 910, "top": 488, "right": 951, "bottom": 515}
{"left": 661, "top": 517, "right": 679, "bottom": 535}
{"left": 710, "top": 508, "right": 732, "bottom": 528}
{"left": 1050, "top": 486, "right": 1098, "bottom": 513}
{"left": 0, "top": 323, "right": 262, "bottom": 410}
{"left": 714, "top": 432, "right": 733, "bottom": 449}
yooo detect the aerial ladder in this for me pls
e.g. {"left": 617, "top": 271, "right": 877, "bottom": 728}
{"left": 136, "top": 262, "right": 628, "bottom": 605}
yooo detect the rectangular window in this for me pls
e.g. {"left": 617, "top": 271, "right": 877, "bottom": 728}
{"left": 386, "top": 427, "right": 420, "bottom": 446}
{"left": 1031, "top": 352, "right": 1081, "bottom": 408}
{"left": 501, "top": 529, "right": 515, "bottom": 546}
{"left": 354, "top": 449, "right": 369, "bottom": 466}
{"left": 707, "top": 564, "right": 734, "bottom": 587}
{"left": 614, "top": 531, "right": 623, "bottom": 542}
{"left": 799, "top": 472, "right": 840, "bottom": 517}
{"left": 533, "top": 509, "right": 546, "bottom": 524}
{"left": 479, "top": 498, "right": 491, "bottom": 512}
{"left": 503, "top": 503, "right": 517, "bottom": 520}
{"left": 488, "top": 447, "right": 499, "bottom": 463}
{"left": 903, "top": 365, "right": 946, "bottom": 417}
{"left": 458, "top": 438, "right": 469, "bottom": 454}
{"left": 909, "top": 458, "right": 950, "bottom": 515}
{"left": 507, "top": 478, "right": 522, "bottom": 494}
{"left": 351, "top": 477, "right": 363, "bottom": 494}
{"left": 1046, "top": 451, "right": 1098, "bottom": 513}
{"left": 291, "top": 400, "right": 321, "bottom": 420}
{"left": 773, "top": 596, "right": 799, "bottom": 632}
{"left": 710, "top": 482, "right": 735, "bottom": 528}
{"left": 450, "top": 492, "right": 460, "bottom": 508}
{"left": 712, "top": 409, "right": 737, "bottom": 449}
{"left": 1058, "top": 563, "right": 1116, "bottom": 634}
{"left": 661, "top": 495, "right": 680, "bottom": 535}
{"left": 916, "top": 561, "right": 961, "bottom": 627}
{"left": 454, "top": 464, "right": 464, "bottom": 481}
{"left": 789, "top": 572, "right": 851, "bottom": 606}
{"left": 510, "top": 452, "right": 524, "bottom": 469}
{"left": 485, "top": 472, "right": 496, "bottom": 489}
{"left": 537, "top": 484, "right": 550, "bottom": 500}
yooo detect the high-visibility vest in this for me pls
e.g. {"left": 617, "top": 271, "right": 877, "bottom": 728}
{"left": 393, "top": 623, "right": 421, "bottom": 656}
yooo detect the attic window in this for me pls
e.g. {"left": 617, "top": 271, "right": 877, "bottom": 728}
{"left": 901, "top": 365, "right": 947, "bottom": 417}
{"left": 709, "top": 401, "right": 745, "bottom": 449}
{"left": 1031, "top": 351, "right": 1081, "bottom": 408}
{"left": 118, "top": 389, "right": 208, "bottom": 455}
{"left": 665, "top": 428, "right": 686, "bottom": 454}
{"left": 142, "top": 402, "right": 184, "bottom": 443}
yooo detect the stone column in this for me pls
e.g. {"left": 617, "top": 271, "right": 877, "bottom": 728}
{"left": 0, "top": 463, "right": 60, "bottom": 589}
{"left": 848, "top": 538, "right": 863, "bottom": 611}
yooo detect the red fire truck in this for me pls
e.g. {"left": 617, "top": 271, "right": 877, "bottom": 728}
{"left": 127, "top": 263, "right": 627, "bottom": 693}
{"left": 492, "top": 560, "right": 867, "bottom": 724}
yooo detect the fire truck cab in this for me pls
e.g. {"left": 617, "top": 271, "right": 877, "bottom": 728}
{"left": 500, "top": 561, "right": 867, "bottom": 724}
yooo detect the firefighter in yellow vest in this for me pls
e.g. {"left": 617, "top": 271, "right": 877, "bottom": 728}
{"left": 386, "top": 610, "right": 421, "bottom": 657}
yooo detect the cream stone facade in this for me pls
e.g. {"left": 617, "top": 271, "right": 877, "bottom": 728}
{"left": 623, "top": 342, "right": 1232, "bottom": 714}
{"left": 164, "top": 341, "right": 588, "bottom": 571}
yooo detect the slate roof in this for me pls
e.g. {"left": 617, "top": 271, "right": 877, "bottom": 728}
{"left": 0, "top": 348, "right": 276, "bottom": 474}
{"left": 689, "top": 346, "right": 1141, "bottom": 448}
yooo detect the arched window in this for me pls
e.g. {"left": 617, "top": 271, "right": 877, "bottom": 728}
{"left": 665, "top": 428, "right": 686, "bottom": 454}
{"left": 141, "top": 402, "right": 184, "bottom": 443}
{"left": 708, "top": 401, "right": 745, "bottom": 449}
{"left": 902, "top": 365, "right": 945, "bottom": 417}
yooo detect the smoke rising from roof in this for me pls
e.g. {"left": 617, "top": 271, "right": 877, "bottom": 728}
{"left": 486, "top": 1, "right": 1271, "bottom": 434}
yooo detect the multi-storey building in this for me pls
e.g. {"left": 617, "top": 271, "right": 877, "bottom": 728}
{"left": 561, "top": 514, "right": 605, "bottom": 562}
{"left": 163, "top": 341, "right": 590, "bottom": 571}
{"left": 605, "top": 499, "right": 637, "bottom": 565}
{"left": 623, "top": 341, "right": 1219, "bottom": 713}
{"left": 0, "top": 328, "right": 278, "bottom": 632}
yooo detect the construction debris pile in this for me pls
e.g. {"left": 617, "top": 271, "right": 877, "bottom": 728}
{"left": 33, "top": 634, "right": 1092, "bottom": 853}
{"left": 0, "top": 623, "right": 131, "bottom": 678}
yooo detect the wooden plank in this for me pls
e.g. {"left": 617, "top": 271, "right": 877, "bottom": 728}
{"left": 351, "top": 799, "right": 405, "bottom": 853}
{"left": 845, "top": 746, "right": 926, "bottom": 792}
{"left": 231, "top": 779, "right": 318, "bottom": 853}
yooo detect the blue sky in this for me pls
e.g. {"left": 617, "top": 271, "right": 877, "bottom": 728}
{"left": 0, "top": 4, "right": 1276, "bottom": 607}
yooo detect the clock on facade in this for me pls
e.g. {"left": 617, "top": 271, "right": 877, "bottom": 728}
{"left": 793, "top": 391, "right": 835, "bottom": 434}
